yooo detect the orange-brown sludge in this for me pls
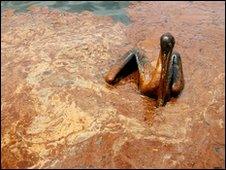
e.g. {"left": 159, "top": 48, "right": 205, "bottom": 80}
{"left": 1, "top": 2, "right": 225, "bottom": 169}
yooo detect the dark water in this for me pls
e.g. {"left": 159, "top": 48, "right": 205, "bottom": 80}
{"left": 1, "top": 1, "right": 131, "bottom": 25}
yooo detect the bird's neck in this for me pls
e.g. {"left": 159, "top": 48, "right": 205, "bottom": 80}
{"left": 156, "top": 50, "right": 164, "bottom": 73}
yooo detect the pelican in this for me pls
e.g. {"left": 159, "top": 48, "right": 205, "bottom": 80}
{"left": 105, "top": 33, "right": 184, "bottom": 107}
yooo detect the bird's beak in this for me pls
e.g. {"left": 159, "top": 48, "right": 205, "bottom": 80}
{"left": 157, "top": 49, "right": 173, "bottom": 107}
{"left": 162, "top": 51, "right": 171, "bottom": 74}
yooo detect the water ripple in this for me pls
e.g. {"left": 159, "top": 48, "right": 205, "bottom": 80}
{"left": 1, "top": 1, "right": 132, "bottom": 25}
